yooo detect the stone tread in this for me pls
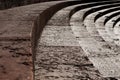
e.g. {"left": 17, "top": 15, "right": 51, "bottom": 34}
{"left": 96, "top": 10, "right": 120, "bottom": 46}
{"left": 84, "top": 6, "right": 120, "bottom": 78}
{"left": 70, "top": 4, "right": 120, "bottom": 79}
{"left": 84, "top": 7, "right": 120, "bottom": 54}
{"left": 1, "top": 0, "right": 120, "bottom": 80}
{"left": 35, "top": 3, "right": 109, "bottom": 80}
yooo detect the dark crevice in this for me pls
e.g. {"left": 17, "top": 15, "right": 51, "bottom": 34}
{"left": 19, "top": 62, "right": 32, "bottom": 66}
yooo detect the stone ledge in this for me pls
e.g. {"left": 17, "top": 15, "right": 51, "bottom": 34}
{"left": 0, "top": 0, "right": 84, "bottom": 80}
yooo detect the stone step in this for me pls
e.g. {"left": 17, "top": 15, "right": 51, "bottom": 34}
{"left": 113, "top": 17, "right": 120, "bottom": 27}
{"left": 114, "top": 21, "right": 120, "bottom": 37}
{"left": 89, "top": 7, "right": 120, "bottom": 42}
{"left": 83, "top": 2, "right": 120, "bottom": 21}
{"left": 1, "top": 0, "right": 120, "bottom": 80}
{"left": 95, "top": 11, "right": 120, "bottom": 54}
{"left": 0, "top": 0, "right": 89, "bottom": 80}
{"left": 35, "top": 2, "right": 114, "bottom": 79}
{"left": 84, "top": 6, "right": 120, "bottom": 46}
{"left": 70, "top": 3, "right": 120, "bottom": 79}
{"left": 104, "top": 11, "right": 120, "bottom": 25}
{"left": 103, "top": 11, "right": 120, "bottom": 45}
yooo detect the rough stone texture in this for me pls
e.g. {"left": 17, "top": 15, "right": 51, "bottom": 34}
{"left": 35, "top": 45, "right": 108, "bottom": 80}
{"left": 39, "top": 25, "right": 79, "bottom": 46}
{"left": 36, "top": 46, "right": 91, "bottom": 65}
{"left": 47, "top": 10, "right": 70, "bottom": 26}
{"left": 0, "top": 21, "right": 33, "bottom": 40}
{"left": 0, "top": 0, "right": 81, "bottom": 80}
{"left": 35, "top": 3, "right": 110, "bottom": 80}
{"left": 70, "top": 2, "right": 120, "bottom": 79}
{"left": 1, "top": 0, "right": 120, "bottom": 80}
{"left": 0, "top": 41, "right": 33, "bottom": 80}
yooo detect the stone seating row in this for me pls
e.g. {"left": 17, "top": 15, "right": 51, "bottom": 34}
{"left": 1, "top": 0, "right": 120, "bottom": 80}
{"left": 0, "top": 0, "right": 88, "bottom": 80}
{"left": 70, "top": 1, "right": 120, "bottom": 79}
{"left": 35, "top": 1, "right": 117, "bottom": 80}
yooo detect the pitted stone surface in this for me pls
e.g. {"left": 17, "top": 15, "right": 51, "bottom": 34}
{"left": 0, "top": 41, "right": 33, "bottom": 80}
{"left": 70, "top": 4, "right": 120, "bottom": 79}
{"left": 35, "top": 64, "right": 108, "bottom": 80}
{"left": 1, "top": 0, "right": 120, "bottom": 80}
{"left": 36, "top": 46, "right": 91, "bottom": 65}
{"left": 0, "top": 21, "right": 33, "bottom": 40}
{"left": 39, "top": 25, "right": 79, "bottom": 46}
{"left": 0, "top": 0, "right": 84, "bottom": 80}
{"left": 35, "top": 3, "right": 110, "bottom": 80}
{"left": 105, "top": 15, "right": 120, "bottom": 43}
{"left": 35, "top": 45, "right": 108, "bottom": 80}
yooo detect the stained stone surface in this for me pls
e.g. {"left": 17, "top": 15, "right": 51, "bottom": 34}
{"left": 0, "top": 1, "right": 77, "bottom": 80}
{"left": 1, "top": 0, "right": 120, "bottom": 80}
{"left": 0, "top": 41, "right": 33, "bottom": 80}
{"left": 0, "top": 21, "right": 33, "bottom": 40}
{"left": 39, "top": 26, "right": 79, "bottom": 46}
{"left": 35, "top": 46, "right": 108, "bottom": 80}
{"left": 35, "top": 4, "right": 109, "bottom": 80}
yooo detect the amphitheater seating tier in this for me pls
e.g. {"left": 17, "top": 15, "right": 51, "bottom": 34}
{"left": 1, "top": 0, "right": 120, "bottom": 80}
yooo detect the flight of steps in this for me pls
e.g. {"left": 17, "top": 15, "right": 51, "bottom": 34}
{"left": 1, "top": 0, "right": 120, "bottom": 80}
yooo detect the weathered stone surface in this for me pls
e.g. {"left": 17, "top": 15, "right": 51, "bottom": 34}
{"left": 89, "top": 56, "right": 120, "bottom": 77}
{"left": 35, "top": 64, "right": 107, "bottom": 80}
{"left": 35, "top": 45, "right": 108, "bottom": 80}
{"left": 0, "top": 41, "right": 33, "bottom": 80}
{"left": 0, "top": 1, "right": 81, "bottom": 80}
{"left": 39, "top": 26, "right": 79, "bottom": 46}
{"left": 35, "top": 2, "right": 111, "bottom": 80}
{"left": 70, "top": 4, "right": 120, "bottom": 79}
{"left": 0, "top": 21, "right": 33, "bottom": 40}
{"left": 1, "top": 0, "right": 120, "bottom": 80}
{"left": 36, "top": 46, "right": 91, "bottom": 65}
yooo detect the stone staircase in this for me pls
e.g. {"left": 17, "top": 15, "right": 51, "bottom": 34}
{"left": 1, "top": 0, "right": 120, "bottom": 80}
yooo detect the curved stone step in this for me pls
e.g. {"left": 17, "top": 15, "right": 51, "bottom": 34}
{"left": 104, "top": 11, "right": 120, "bottom": 25}
{"left": 83, "top": 2, "right": 120, "bottom": 21}
{"left": 94, "top": 6, "right": 120, "bottom": 22}
{"left": 84, "top": 6, "right": 120, "bottom": 54}
{"left": 84, "top": 6, "right": 120, "bottom": 37}
{"left": 113, "top": 16, "right": 120, "bottom": 27}
{"left": 1, "top": 0, "right": 120, "bottom": 80}
{"left": 35, "top": 1, "right": 118, "bottom": 79}
{"left": 104, "top": 14, "right": 120, "bottom": 45}
{"left": 0, "top": 0, "right": 88, "bottom": 80}
{"left": 90, "top": 7, "right": 120, "bottom": 43}
{"left": 70, "top": 2, "right": 120, "bottom": 26}
{"left": 114, "top": 21, "right": 120, "bottom": 37}
{"left": 71, "top": 3, "right": 120, "bottom": 79}
{"left": 84, "top": 5, "right": 120, "bottom": 45}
